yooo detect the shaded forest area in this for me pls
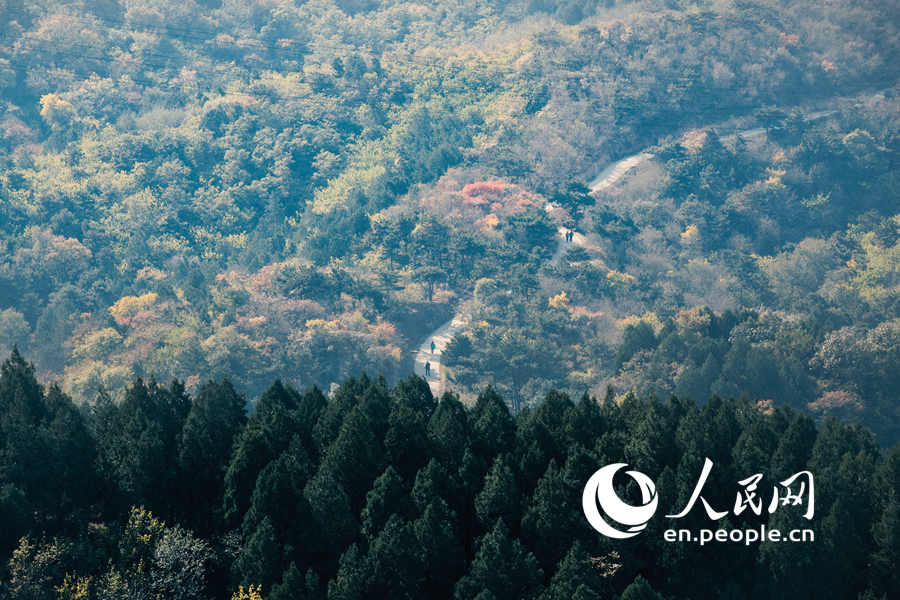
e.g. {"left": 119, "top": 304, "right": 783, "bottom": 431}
{"left": 1, "top": 349, "right": 898, "bottom": 599}
{"left": 0, "top": 0, "right": 898, "bottom": 442}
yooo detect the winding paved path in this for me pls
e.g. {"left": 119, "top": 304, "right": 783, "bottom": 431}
{"left": 413, "top": 313, "right": 470, "bottom": 396}
{"left": 412, "top": 222, "right": 591, "bottom": 397}
{"left": 412, "top": 207, "right": 599, "bottom": 397}
{"left": 551, "top": 227, "right": 588, "bottom": 263}
{"left": 411, "top": 97, "right": 855, "bottom": 398}
{"left": 589, "top": 152, "right": 654, "bottom": 193}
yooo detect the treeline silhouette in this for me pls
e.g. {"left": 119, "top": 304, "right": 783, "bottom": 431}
{"left": 0, "top": 348, "right": 897, "bottom": 599}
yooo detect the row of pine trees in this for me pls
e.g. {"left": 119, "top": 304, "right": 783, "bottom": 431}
{"left": 0, "top": 348, "right": 898, "bottom": 599}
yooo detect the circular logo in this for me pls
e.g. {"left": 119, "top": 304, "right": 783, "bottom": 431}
{"left": 582, "top": 463, "right": 658, "bottom": 539}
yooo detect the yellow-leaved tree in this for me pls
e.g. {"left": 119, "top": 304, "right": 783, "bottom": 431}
{"left": 232, "top": 585, "right": 264, "bottom": 600}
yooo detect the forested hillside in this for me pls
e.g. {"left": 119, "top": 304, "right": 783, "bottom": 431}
{"left": 444, "top": 102, "right": 900, "bottom": 440}
{"left": 0, "top": 0, "right": 898, "bottom": 440}
{"left": 0, "top": 350, "right": 898, "bottom": 599}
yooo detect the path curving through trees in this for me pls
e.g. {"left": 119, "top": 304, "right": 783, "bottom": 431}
{"left": 411, "top": 172, "right": 629, "bottom": 396}
{"left": 413, "top": 313, "right": 470, "bottom": 395}
{"left": 411, "top": 97, "right": 857, "bottom": 399}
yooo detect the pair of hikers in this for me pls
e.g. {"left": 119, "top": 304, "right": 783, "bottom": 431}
{"left": 425, "top": 339, "right": 437, "bottom": 377}
{"left": 564, "top": 229, "right": 575, "bottom": 242}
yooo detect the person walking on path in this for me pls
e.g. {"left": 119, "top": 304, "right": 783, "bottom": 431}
{"left": 425, "top": 361, "right": 432, "bottom": 377}
{"left": 430, "top": 340, "right": 436, "bottom": 354}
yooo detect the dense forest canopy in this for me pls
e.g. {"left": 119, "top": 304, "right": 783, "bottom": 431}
{"left": 0, "top": 0, "right": 898, "bottom": 441}
{"left": 0, "top": 350, "right": 898, "bottom": 599}
{"left": 1, "top": 0, "right": 900, "bottom": 597}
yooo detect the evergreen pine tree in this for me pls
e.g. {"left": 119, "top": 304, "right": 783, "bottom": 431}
{"left": 178, "top": 379, "right": 246, "bottom": 533}
{"left": 620, "top": 575, "right": 663, "bottom": 600}
{"left": 539, "top": 542, "right": 606, "bottom": 600}
{"left": 360, "top": 466, "right": 410, "bottom": 541}
{"left": 475, "top": 454, "right": 520, "bottom": 531}
{"left": 453, "top": 519, "right": 543, "bottom": 600}
{"left": 413, "top": 498, "right": 465, "bottom": 598}
{"left": 232, "top": 516, "right": 281, "bottom": 592}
